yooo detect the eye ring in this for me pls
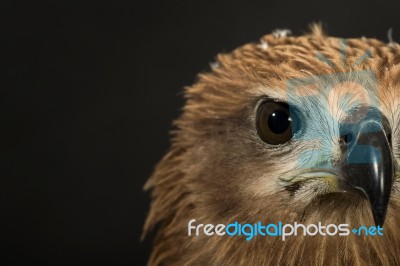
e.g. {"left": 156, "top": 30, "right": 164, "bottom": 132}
{"left": 256, "top": 100, "right": 300, "bottom": 145}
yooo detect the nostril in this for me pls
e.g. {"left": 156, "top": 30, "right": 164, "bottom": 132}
{"left": 341, "top": 133, "right": 354, "bottom": 145}
{"left": 387, "top": 133, "right": 392, "bottom": 145}
{"left": 346, "top": 133, "right": 354, "bottom": 144}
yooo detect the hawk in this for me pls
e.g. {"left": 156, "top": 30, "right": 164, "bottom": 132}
{"left": 143, "top": 25, "right": 400, "bottom": 265}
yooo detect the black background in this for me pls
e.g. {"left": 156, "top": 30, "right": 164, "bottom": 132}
{"left": 3, "top": 0, "right": 400, "bottom": 265}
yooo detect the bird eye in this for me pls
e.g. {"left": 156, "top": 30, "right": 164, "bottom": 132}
{"left": 256, "top": 101, "right": 299, "bottom": 145}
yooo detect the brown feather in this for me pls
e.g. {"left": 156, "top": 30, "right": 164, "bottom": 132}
{"left": 143, "top": 25, "right": 400, "bottom": 265}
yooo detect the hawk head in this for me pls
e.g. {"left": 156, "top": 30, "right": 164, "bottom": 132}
{"left": 144, "top": 25, "right": 400, "bottom": 265}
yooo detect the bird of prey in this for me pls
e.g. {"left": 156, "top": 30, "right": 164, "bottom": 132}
{"left": 143, "top": 25, "right": 400, "bottom": 265}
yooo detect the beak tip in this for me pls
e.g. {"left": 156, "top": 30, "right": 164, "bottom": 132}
{"left": 372, "top": 207, "right": 386, "bottom": 227}
{"left": 374, "top": 219, "right": 384, "bottom": 228}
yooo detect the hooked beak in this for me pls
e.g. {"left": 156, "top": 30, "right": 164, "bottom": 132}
{"left": 339, "top": 109, "right": 395, "bottom": 227}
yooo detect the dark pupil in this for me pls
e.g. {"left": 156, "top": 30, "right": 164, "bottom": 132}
{"left": 268, "top": 110, "right": 290, "bottom": 134}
